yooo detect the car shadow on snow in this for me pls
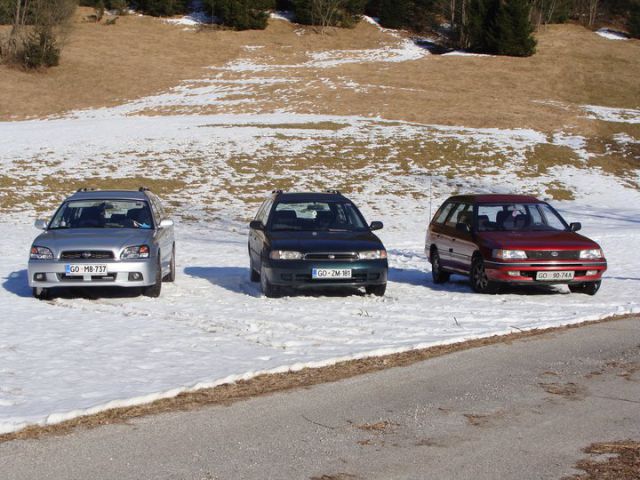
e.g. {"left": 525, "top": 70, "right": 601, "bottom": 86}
{"left": 388, "top": 266, "right": 566, "bottom": 296}
{"left": 3, "top": 270, "right": 32, "bottom": 298}
{"left": 184, "top": 266, "right": 367, "bottom": 298}
{"left": 184, "top": 266, "right": 261, "bottom": 297}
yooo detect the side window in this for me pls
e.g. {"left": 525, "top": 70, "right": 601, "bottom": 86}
{"left": 148, "top": 196, "right": 161, "bottom": 224}
{"left": 257, "top": 199, "right": 273, "bottom": 224}
{"left": 434, "top": 202, "right": 455, "bottom": 225}
{"left": 445, "top": 203, "right": 471, "bottom": 228}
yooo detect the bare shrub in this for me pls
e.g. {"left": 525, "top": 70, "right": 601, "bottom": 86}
{"left": 1, "top": 0, "right": 77, "bottom": 69}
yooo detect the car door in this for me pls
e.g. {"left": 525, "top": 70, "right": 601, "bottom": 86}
{"left": 149, "top": 194, "right": 171, "bottom": 272}
{"left": 448, "top": 203, "right": 475, "bottom": 273}
{"left": 441, "top": 202, "right": 473, "bottom": 272}
{"left": 427, "top": 201, "right": 456, "bottom": 266}
{"left": 249, "top": 198, "right": 272, "bottom": 270}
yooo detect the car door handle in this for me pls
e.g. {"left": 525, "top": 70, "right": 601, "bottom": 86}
{"left": 449, "top": 248, "right": 453, "bottom": 253}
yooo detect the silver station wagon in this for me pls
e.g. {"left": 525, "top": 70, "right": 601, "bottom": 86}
{"left": 28, "top": 188, "right": 175, "bottom": 300}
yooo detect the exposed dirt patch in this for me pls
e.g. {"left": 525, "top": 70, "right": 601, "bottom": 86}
{"left": 310, "top": 474, "right": 359, "bottom": 480}
{"left": 564, "top": 440, "right": 640, "bottom": 479}
{"left": 354, "top": 420, "right": 398, "bottom": 432}
{"left": 0, "top": 314, "right": 635, "bottom": 444}
{"left": 539, "top": 382, "right": 587, "bottom": 400}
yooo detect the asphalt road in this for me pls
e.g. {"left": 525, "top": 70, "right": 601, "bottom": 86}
{"left": 1, "top": 318, "right": 639, "bottom": 480}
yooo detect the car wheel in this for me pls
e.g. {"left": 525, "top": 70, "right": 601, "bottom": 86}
{"left": 365, "top": 284, "right": 386, "bottom": 297}
{"left": 163, "top": 245, "right": 176, "bottom": 282}
{"left": 250, "top": 257, "right": 260, "bottom": 282}
{"left": 470, "top": 256, "right": 498, "bottom": 294}
{"left": 430, "top": 249, "right": 450, "bottom": 284}
{"left": 568, "top": 281, "right": 601, "bottom": 296}
{"left": 33, "top": 287, "right": 51, "bottom": 300}
{"left": 260, "top": 264, "right": 280, "bottom": 298}
{"left": 143, "top": 256, "right": 162, "bottom": 298}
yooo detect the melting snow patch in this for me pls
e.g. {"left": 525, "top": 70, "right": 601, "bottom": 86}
{"left": 596, "top": 28, "right": 629, "bottom": 40}
{"left": 583, "top": 105, "right": 640, "bottom": 124}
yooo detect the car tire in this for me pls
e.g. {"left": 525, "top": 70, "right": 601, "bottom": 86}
{"left": 250, "top": 257, "right": 260, "bottom": 282}
{"left": 143, "top": 256, "right": 162, "bottom": 298}
{"left": 163, "top": 245, "right": 176, "bottom": 282}
{"left": 568, "top": 281, "right": 601, "bottom": 296}
{"left": 470, "top": 256, "right": 498, "bottom": 294}
{"left": 33, "top": 287, "right": 51, "bottom": 300}
{"left": 365, "top": 284, "right": 386, "bottom": 296}
{"left": 430, "top": 249, "right": 450, "bottom": 284}
{"left": 260, "top": 264, "right": 280, "bottom": 298}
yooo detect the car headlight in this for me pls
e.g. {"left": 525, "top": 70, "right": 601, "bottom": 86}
{"left": 270, "top": 250, "right": 303, "bottom": 260}
{"left": 358, "top": 250, "right": 388, "bottom": 260}
{"left": 121, "top": 245, "right": 150, "bottom": 259}
{"left": 493, "top": 249, "right": 527, "bottom": 260}
{"left": 30, "top": 246, "right": 53, "bottom": 260}
{"left": 580, "top": 249, "right": 602, "bottom": 259}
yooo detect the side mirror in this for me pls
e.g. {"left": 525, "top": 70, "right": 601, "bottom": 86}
{"left": 369, "top": 221, "right": 383, "bottom": 231}
{"left": 34, "top": 219, "right": 48, "bottom": 230}
{"left": 456, "top": 222, "right": 471, "bottom": 233}
{"left": 159, "top": 219, "right": 174, "bottom": 229}
{"left": 250, "top": 220, "right": 265, "bottom": 231}
{"left": 569, "top": 222, "right": 581, "bottom": 232}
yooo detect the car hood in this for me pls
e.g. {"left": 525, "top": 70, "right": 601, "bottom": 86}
{"left": 33, "top": 228, "right": 155, "bottom": 254}
{"left": 269, "top": 230, "right": 385, "bottom": 252}
{"left": 478, "top": 230, "right": 600, "bottom": 250}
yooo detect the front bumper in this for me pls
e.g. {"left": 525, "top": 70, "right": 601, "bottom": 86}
{"left": 484, "top": 259, "right": 607, "bottom": 284}
{"left": 27, "top": 259, "right": 157, "bottom": 288}
{"left": 263, "top": 259, "right": 388, "bottom": 288}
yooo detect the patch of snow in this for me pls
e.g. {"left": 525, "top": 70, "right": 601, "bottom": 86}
{"left": 583, "top": 105, "right": 640, "bottom": 124}
{"left": 596, "top": 28, "right": 629, "bottom": 40}
{"left": 442, "top": 50, "right": 493, "bottom": 57}
{"left": 270, "top": 11, "right": 295, "bottom": 22}
{"left": 165, "top": 10, "right": 212, "bottom": 26}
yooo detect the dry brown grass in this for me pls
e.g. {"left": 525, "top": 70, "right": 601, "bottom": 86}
{"left": 0, "top": 314, "right": 634, "bottom": 445}
{"left": 565, "top": 441, "right": 640, "bottom": 480}
{"left": 1, "top": 14, "right": 638, "bottom": 133}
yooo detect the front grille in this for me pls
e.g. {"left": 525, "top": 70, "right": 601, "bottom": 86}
{"left": 525, "top": 250, "right": 580, "bottom": 260}
{"left": 303, "top": 252, "right": 359, "bottom": 261}
{"left": 61, "top": 250, "right": 114, "bottom": 260}
{"left": 57, "top": 273, "right": 117, "bottom": 282}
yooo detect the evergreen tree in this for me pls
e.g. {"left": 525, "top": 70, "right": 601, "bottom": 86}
{"left": 494, "top": 0, "right": 536, "bottom": 56}
{"left": 136, "top": 0, "right": 187, "bottom": 16}
{"left": 207, "top": 0, "right": 275, "bottom": 30}
{"left": 629, "top": 0, "right": 640, "bottom": 37}
{"left": 378, "top": 0, "right": 411, "bottom": 28}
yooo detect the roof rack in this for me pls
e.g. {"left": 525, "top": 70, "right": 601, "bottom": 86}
{"left": 325, "top": 189, "right": 341, "bottom": 195}
{"left": 138, "top": 186, "right": 150, "bottom": 192}
{"left": 76, "top": 187, "right": 95, "bottom": 192}
{"left": 272, "top": 189, "right": 283, "bottom": 195}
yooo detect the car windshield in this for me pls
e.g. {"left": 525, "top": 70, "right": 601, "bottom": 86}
{"left": 270, "top": 201, "right": 368, "bottom": 232}
{"left": 49, "top": 200, "right": 154, "bottom": 229}
{"left": 476, "top": 203, "right": 568, "bottom": 232}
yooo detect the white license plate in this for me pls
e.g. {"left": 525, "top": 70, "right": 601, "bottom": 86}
{"left": 312, "top": 268, "right": 352, "bottom": 279}
{"left": 65, "top": 264, "right": 108, "bottom": 275}
{"left": 536, "top": 271, "right": 574, "bottom": 281}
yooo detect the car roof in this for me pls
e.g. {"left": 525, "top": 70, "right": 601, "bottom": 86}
{"left": 273, "top": 192, "right": 347, "bottom": 202}
{"left": 66, "top": 190, "right": 150, "bottom": 202}
{"left": 446, "top": 194, "right": 541, "bottom": 204}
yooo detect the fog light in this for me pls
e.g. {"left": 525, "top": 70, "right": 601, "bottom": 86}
{"left": 34, "top": 273, "right": 45, "bottom": 281}
{"left": 586, "top": 270, "right": 598, "bottom": 276}
{"left": 507, "top": 271, "right": 520, "bottom": 277}
{"left": 128, "top": 272, "right": 143, "bottom": 281}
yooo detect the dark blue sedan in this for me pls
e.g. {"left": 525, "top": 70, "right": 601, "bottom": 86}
{"left": 248, "top": 191, "right": 388, "bottom": 298}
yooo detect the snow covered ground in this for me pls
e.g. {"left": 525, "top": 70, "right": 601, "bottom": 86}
{"left": 0, "top": 29, "right": 639, "bottom": 435}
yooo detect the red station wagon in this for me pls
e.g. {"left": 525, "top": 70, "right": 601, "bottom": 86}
{"left": 425, "top": 194, "right": 607, "bottom": 295}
